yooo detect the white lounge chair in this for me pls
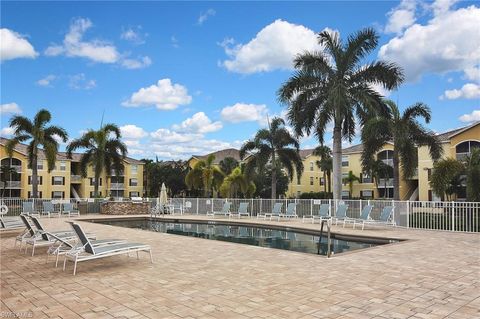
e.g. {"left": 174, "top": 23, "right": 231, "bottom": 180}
{"left": 343, "top": 205, "right": 373, "bottom": 229}
{"left": 360, "top": 206, "right": 396, "bottom": 230}
{"left": 280, "top": 203, "right": 297, "bottom": 219}
{"left": 22, "top": 202, "right": 38, "bottom": 217}
{"left": 303, "top": 204, "right": 331, "bottom": 224}
{"left": 42, "top": 201, "right": 60, "bottom": 218}
{"left": 331, "top": 204, "right": 349, "bottom": 226}
{"left": 207, "top": 202, "right": 231, "bottom": 218}
{"left": 229, "top": 202, "right": 250, "bottom": 218}
{"left": 62, "top": 203, "right": 80, "bottom": 217}
{"left": 258, "top": 203, "right": 283, "bottom": 221}
{"left": 63, "top": 222, "right": 152, "bottom": 275}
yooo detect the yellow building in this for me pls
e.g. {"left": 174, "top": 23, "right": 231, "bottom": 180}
{"left": 187, "top": 149, "right": 246, "bottom": 169}
{"left": 0, "top": 137, "right": 144, "bottom": 199}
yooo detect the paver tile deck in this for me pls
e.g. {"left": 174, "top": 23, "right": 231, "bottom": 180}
{"left": 1, "top": 214, "right": 479, "bottom": 318}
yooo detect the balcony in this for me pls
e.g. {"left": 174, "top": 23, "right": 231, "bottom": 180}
{"left": 71, "top": 175, "right": 82, "bottom": 183}
{"left": 110, "top": 183, "right": 125, "bottom": 190}
{"left": 11, "top": 165, "right": 22, "bottom": 173}
{"left": 109, "top": 170, "right": 125, "bottom": 176}
{"left": 377, "top": 178, "right": 394, "bottom": 188}
{"left": 0, "top": 181, "right": 22, "bottom": 188}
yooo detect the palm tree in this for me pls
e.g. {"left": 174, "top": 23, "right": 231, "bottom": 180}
{"left": 0, "top": 164, "right": 18, "bottom": 197}
{"left": 219, "top": 166, "right": 254, "bottom": 198}
{"left": 361, "top": 100, "right": 443, "bottom": 200}
{"left": 240, "top": 117, "right": 303, "bottom": 199}
{"left": 278, "top": 28, "right": 404, "bottom": 200}
{"left": 6, "top": 109, "right": 68, "bottom": 198}
{"left": 185, "top": 154, "right": 225, "bottom": 197}
{"left": 219, "top": 157, "right": 239, "bottom": 176}
{"left": 313, "top": 145, "right": 332, "bottom": 194}
{"left": 368, "top": 158, "right": 393, "bottom": 198}
{"left": 66, "top": 124, "right": 127, "bottom": 197}
{"left": 342, "top": 170, "right": 360, "bottom": 198}
{"left": 430, "top": 158, "right": 465, "bottom": 201}
{"left": 465, "top": 148, "right": 480, "bottom": 202}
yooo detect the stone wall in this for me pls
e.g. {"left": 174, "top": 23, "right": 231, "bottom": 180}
{"left": 100, "top": 201, "right": 151, "bottom": 215}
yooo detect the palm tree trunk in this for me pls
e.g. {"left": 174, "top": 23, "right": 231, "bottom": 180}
{"left": 94, "top": 174, "right": 100, "bottom": 197}
{"left": 323, "top": 171, "right": 327, "bottom": 193}
{"left": 271, "top": 153, "right": 277, "bottom": 199}
{"left": 332, "top": 125, "right": 342, "bottom": 200}
{"left": 327, "top": 171, "right": 331, "bottom": 194}
{"left": 393, "top": 149, "right": 401, "bottom": 200}
{"left": 31, "top": 153, "right": 38, "bottom": 198}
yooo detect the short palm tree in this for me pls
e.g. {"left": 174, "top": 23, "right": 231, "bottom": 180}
{"left": 6, "top": 109, "right": 68, "bottom": 198}
{"left": 430, "top": 158, "right": 465, "bottom": 201}
{"left": 66, "top": 124, "right": 127, "bottom": 197}
{"left": 361, "top": 100, "right": 443, "bottom": 200}
{"left": 185, "top": 154, "right": 225, "bottom": 197}
{"left": 368, "top": 158, "right": 394, "bottom": 198}
{"left": 1, "top": 165, "right": 19, "bottom": 197}
{"left": 219, "top": 157, "right": 239, "bottom": 176}
{"left": 278, "top": 28, "right": 404, "bottom": 200}
{"left": 240, "top": 117, "right": 303, "bottom": 199}
{"left": 342, "top": 170, "right": 360, "bottom": 198}
{"left": 465, "top": 148, "right": 480, "bottom": 202}
{"left": 313, "top": 145, "right": 332, "bottom": 194}
{"left": 219, "top": 166, "right": 254, "bottom": 198}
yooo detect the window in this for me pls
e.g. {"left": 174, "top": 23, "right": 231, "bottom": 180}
{"left": 379, "top": 188, "right": 394, "bottom": 199}
{"left": 90, "top": 191, "right": 102, "bottom": 197}
{"left": 52, "top": 176, "right": 65, "bottom": 185}
{"left": 59, "top": 161, "right": 66, "bottom": 171}
{"left": 309, "top": 177, "right": 314, "bottom": 186}
{"left": 427, "top": 168, "right": 432, "bottom": 181}
{"left": 37, "top": 161, "right": 44, "bottom": 170}
{"left": 51, "top": 191, "right": 64, "bottom": 199}
{"left": 28, "top": 191, "right": 42, "bottom": 198}
{"left": 89, "top": 178, "right": 102, "bottom": 186}
{"left": 129, "top": 191, "right": 140, "bottom": 197}
{"left": 341, "top": 155, "right": 349, "bottom": 167}
{"left": 129, "top": 178, "right": 138, "bottom": 186}
{"left": 297, "top": 191, "right": 302, "bottom": 198}
{"left": 377, "top": 150, "right": 394, "bottom": 167}
{"left": 110, "top": 190, "right": 124, "bottom": 198}
{"left": 342, "top": 173, "right": 348, "bottom": 185}
{"left": 361, "top": 172, "right": 372, "bottom": 183}
{"left": 320, "top": 177, "right": 325, "bottom": 186}
{"left": 131, "top": 165, "right": 138, "bottom": 175}
{"left": 360, "top": 190, "right": 373, "bottom": 199}
{"left": 341, "top": 190, "right": 350, "bottom": 199}
{"left": 28, "top": 176, "right": 43, "bottom": 185}
{"left": 456, "top": 140, "right": 480, "bottom": 160}
{"left": 309, "top": 162, "right": 314, "bottom": 171}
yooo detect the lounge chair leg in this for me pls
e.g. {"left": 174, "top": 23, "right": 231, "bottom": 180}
{"left": 73, "top": 258, "right": 77, "bottom": 275}
{"left": 32, "top": 245, "right": 35, "bottom": 257}
{"left": 55, "top": 253, "right": 60, "bottom": 267}
{"left": 149, "top": 249, "right": 153, "bottom": 263}
{"left": 136, "top": 251, "right": 139, "bottom": 259}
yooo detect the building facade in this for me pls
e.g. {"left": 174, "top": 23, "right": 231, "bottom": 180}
{"left": 0, "top": 138, "right": 144, "bottom": 199}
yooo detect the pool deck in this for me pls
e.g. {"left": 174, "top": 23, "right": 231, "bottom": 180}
{"left": 1, "top": 214, "right": 479, "bottom": 319}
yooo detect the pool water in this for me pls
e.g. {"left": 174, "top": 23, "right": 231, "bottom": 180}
{"left": 93, "top": 218, "right": 395, "bottom": 256}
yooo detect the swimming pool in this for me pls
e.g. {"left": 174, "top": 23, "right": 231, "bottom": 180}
{"left": 90, "top": 218, "right": 399, "bottom": 256}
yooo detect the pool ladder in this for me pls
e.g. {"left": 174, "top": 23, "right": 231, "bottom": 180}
{"left": 318, "top": 219, "right": 332, "bottom": 258}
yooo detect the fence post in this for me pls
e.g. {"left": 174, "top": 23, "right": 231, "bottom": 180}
{"left": 196, "top": 198, "right": 199, "bottom": 215}
{"left": 392, "top": 199, "right": 395, "bottom": 224}
{"left": 211, "top": 198, "right": 214, "bottom": 213}
{"left": 310, "top": 199, "right": 313, "bottom": 218}
{"left": 451, "top": 201, "right": 455, "bottom": 231}
{"left": 329, "top": 199, "right": 332, "bottom": 217}
{"left": 259, "top": 199, "right": 262, "bottom": 218}
{"left": 407, "top": 200, "right": 410, "bottom": 229}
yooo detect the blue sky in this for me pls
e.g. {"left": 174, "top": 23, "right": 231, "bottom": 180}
{"left": 1, "top": 0, "right": 479, "bottom": 159}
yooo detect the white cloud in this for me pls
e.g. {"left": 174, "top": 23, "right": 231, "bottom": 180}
{"left": 120, "top": 26, "right": 146, "bottom": 45}
{"left": 459, "top": 110, "right": 480, "bottom": 123}
{"left": 221, "top": 19, "right": 323, "bottom": 74}
{"left": 0, "top": 28, "right": 38, "bottom": 61}
{"left": 464, "top": 66, "right": 480, "bottom": 82}
{"left": 0, "top": 102, "right": 22, "bottom": 115}
{"left": 221, "top": 103, "right": 268, "bottom": 123}
{"left": 121, "top": 56, "right": 152, "bottom": 69}
{"left": 0, "top": 127, "right": 14, "bottom": 136}
{"left": 385, "top": 0, "right": 418, "bottom": 34}
{"left": 442, "top": 83, "right": 480, "bottom": 100}
{"left": 45, "top": 18, "right": 119, "bottom": 63}
{"left": 122, "top": 79, "right": 192, "bottom": 110}
{"left": 150, "top": 128, "right": 201, "bottom": 144}
{"left": 120, "top": 124, "right": 148, "bottom": 139}
{"left": 69, "top": 73, "right": 96, "bottom": 90}
{"left": 36, "top": 75, "right": 57, "bottom": 87}
{"left": 172, "top": 112, "right": 222, "bottom": 134}
{"left": 379, "top": 2, "right": 480, "bottom": 82}
{"left": 197, "top": 9, "right": 216, "bottom": 25}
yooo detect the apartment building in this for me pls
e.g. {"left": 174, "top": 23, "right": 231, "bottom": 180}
{"left": 0, "top": 137, "right": 144, "bottom": 199}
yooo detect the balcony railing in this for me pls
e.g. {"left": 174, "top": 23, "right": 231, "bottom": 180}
{"left": 0, "top": 181, "right": 22, "bottom": 188}
{"left": 71, "top": 175, "right": 82, "bottom": 183}
{"left": 11, "top": 165, "right": 22, "bottom": 173}
{"left": 377, "top": 178, "right": 394, "bottom": 187}
{"left": 110, "top": 183, "right": 125, "bottom": 190}
{"left": 109, "top": 170, "right": 125, "bottom": 176}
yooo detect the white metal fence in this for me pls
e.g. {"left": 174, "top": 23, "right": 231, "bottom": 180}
{"left": 1, "top": 197, "right": 478, "bottom": 233}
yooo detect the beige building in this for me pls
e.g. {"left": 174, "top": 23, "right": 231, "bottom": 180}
{"left": 0, "top": 137, "right": 144, "bottom": 199}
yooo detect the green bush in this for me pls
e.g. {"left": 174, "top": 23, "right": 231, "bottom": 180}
{"left": 299, "top": 192, "right": 333, "bottom": 199}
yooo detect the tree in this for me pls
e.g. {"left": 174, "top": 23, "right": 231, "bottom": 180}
{"left": 219, "top": 157, "right": 239, "bottom": 176}
{"left": 430, "top": 158, "right": 465, "bottom": 201}
{"left": 219, "top": 167, "right": 255, "bottom": 198}
{"left": 145, "top": 160, "right": 188, "bottom": 197}
{"left": 252, "top": 165, "right": 289, "bottom": 198}
{"left": 368, "top": 158, "right": 393, "bottom": 198}
{"left": 465, "top": 148, "right": 480, "bottom": 202}
{"left": 342, "top": 170, "right": 360, "bottom": 198}
{"left": 278, "top": 28, "right": 404, "bottom": 200}
{"left": 240, "top": 117, "right": 303, "bottom": 199}
{"left": 361, "top": 100, "right": 443, "bottom": 200}
{"left": 313, "top": 145, "right": 332, "bottom": 193}
{"left": 0, "top": 165, "right": 18, "bottom": 197}
{"left": 6, "top": 109, "right": 68, "bottom": 198}
{"left": 66, "top": 124, "right": 127, "bottom": 197}
{"left": 185, "top": 155, "right": 225, "bottom": 197}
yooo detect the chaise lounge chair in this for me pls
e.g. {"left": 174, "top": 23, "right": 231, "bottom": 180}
{"left": 229, "top": 202, "right": 250, "bottom": 218}
{"left": 311, "top": 204, "right": 332, "bottom": 224}
{"left": 331, "top": 204, "right": 349, "bottom": 226}
{"left": 62, "top": 203, "right": 80, "bottom": 217}
{"left": 22, "top": 202, "right": 38, "bottom": 217}
{"left": 207, "top": 202, "right": 231, "bottom": 218}
{"left": 258, "top": 203, "right": 283, "bottom": 221}
{"left": 42, "top": 201, "right": 60, "bottom": 218}
{"left": 343, "top": 205, "right": 373, "bottom": 229}
{"left": 359, "top": 206, "right": 396, "bottom": 230}
{"left": 0, "top": 215, "right": 25, "bottom": 231}
{"left": 280, "top": 203, "right": 297, "bottom": 219}
{"left": 63, "top": 222, "right": 152, "bottom": 275}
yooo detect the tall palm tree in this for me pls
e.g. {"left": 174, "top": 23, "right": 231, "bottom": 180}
{"left": 278, "top": 28, "right": 404, "bottom": 200}
{"left": 185, "top": 154, "right": 225, "bottom": 197}
{"left": 66, "top": 124, "right": 127, "bottom": 197}
{"left": 240, "top": 117, "right": 303, "bottom": 199}
{"left": 6, "top": 109, "right": 68, "bottom": 198}
{"left": 313, "top": 145, "right": 332, "bottom": 194}
{"left": 342, "top": 170, "right": 360, "bottom": 198}
{"left": 361, "top": 100, "right": 443, "bottom": 200}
